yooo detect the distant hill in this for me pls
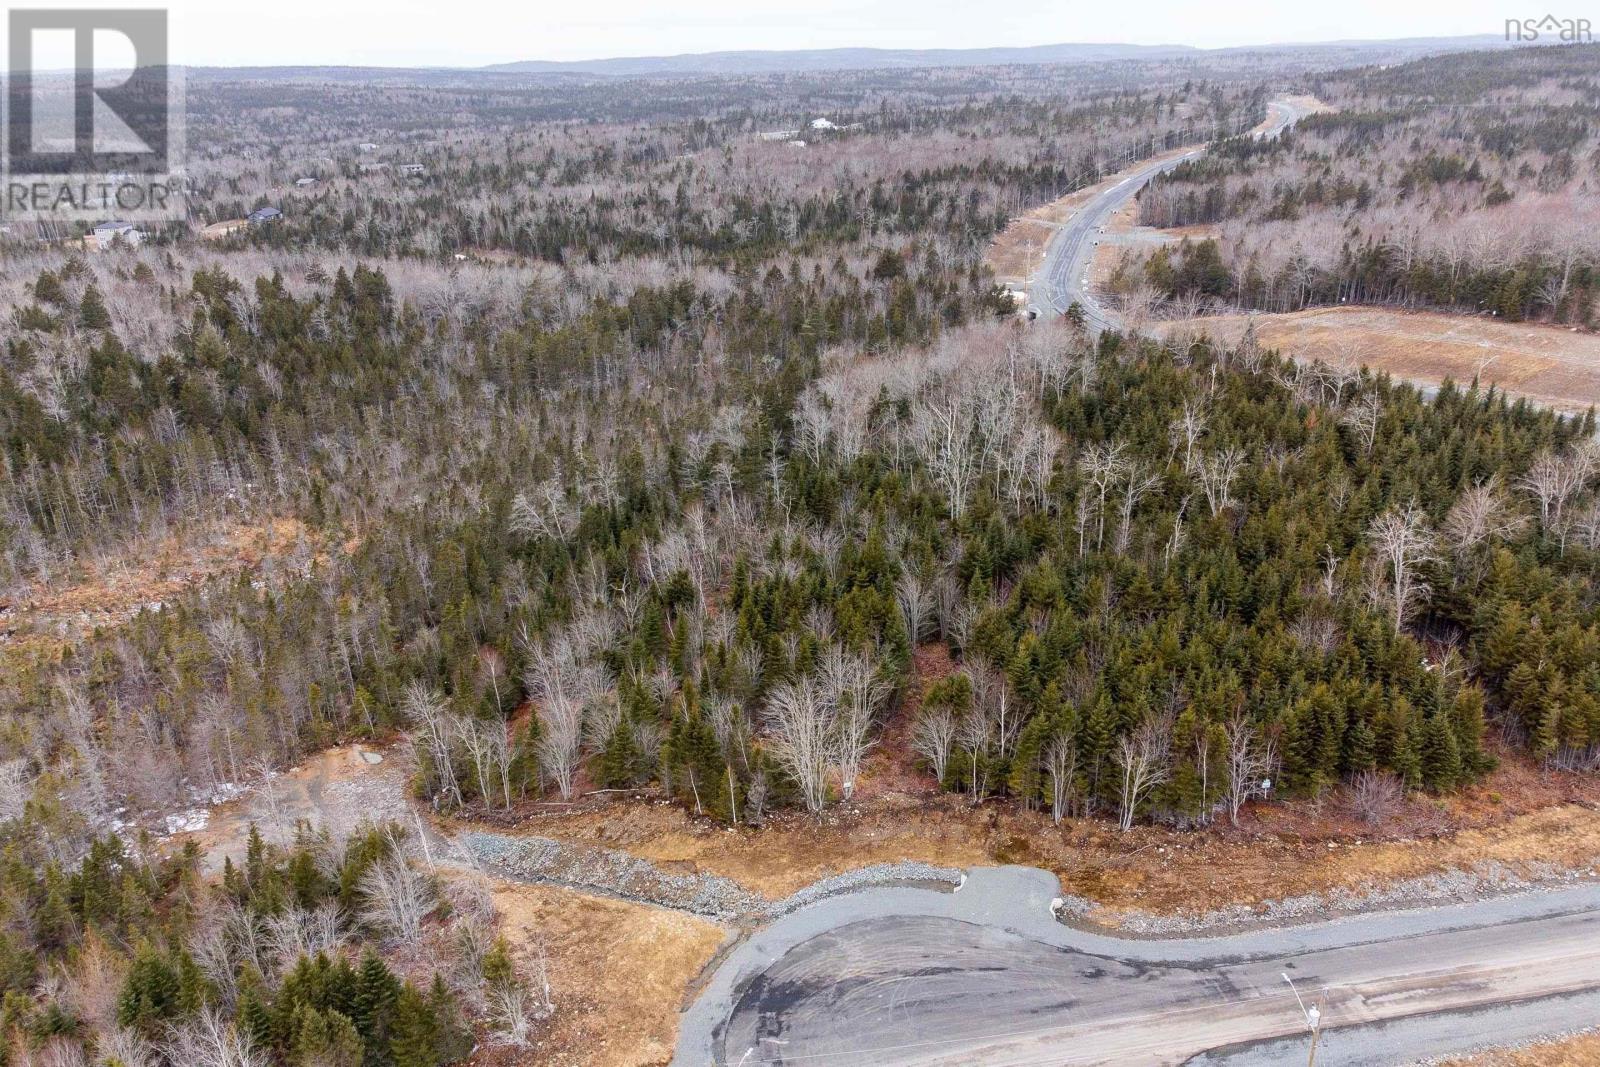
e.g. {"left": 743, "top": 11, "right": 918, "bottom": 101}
{"left": 482, "top": 43, "right": 1201, "bottom": 76}
{"left": 182, "top": 35, "right": 1519, "bottom": 85}
{"left": 481, "top": 36, "right": 1512, "bottom": 77}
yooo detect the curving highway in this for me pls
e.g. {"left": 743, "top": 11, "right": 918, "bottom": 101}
{"left": 1031, "top": 97, "right": 1318, "bottom": 333}
{"left": 677, "top": 866, "right": 1600, "bottom": 1066}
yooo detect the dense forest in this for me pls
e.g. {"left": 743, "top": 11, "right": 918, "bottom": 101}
{"left": 2, "top": 41, "right": 1600, "bottom": 1067}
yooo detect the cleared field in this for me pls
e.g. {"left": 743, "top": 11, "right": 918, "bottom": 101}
{"left": 0, "top": 517, "right": 322, "bottom": 658}
{"left": 1174, "top": 307, "right": 1600, "bottom": 414}
{"left": 200, "top": 218, "right": 248, "bottom": 239}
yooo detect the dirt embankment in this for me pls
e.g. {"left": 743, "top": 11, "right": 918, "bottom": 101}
{"left": 1441, "top": 1033, "right": 1600, "bottom": 1066}
{"left": 496, "top": 777, "right": 1600, "bottom": 927}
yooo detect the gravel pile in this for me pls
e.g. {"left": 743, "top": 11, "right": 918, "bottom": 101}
{"left": 463, "top": 831, "right": 768, "bottom": 919}
{"left": 1072, "top": 858, "right": 1600, "bottom": 937}
{"left": 462, "top": 831, "right": 961, "bottom": 921}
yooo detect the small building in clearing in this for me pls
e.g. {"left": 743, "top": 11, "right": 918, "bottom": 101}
{"left": 90, "top": 220, "right": 144, "bottom": 250}
{"left": 247, "top": 207, "right": 283, "bottom": 225}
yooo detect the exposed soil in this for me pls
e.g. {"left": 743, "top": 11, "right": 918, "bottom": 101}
{"left": 462, "top": 646, "right": 1600, "bottom": 922}
{"left": 851, "top": 643, "right": 956, "bottom": 801}
{"left": 0, "top": 517, "right": 324, "bottom": 658}
{"left": 1442, "top": 1034, "right": 1600, "bottom": 1066}
{"left": 485, "top": 879, "right": 725, "bottom": 1067}
{"left": 1170, "top": 307, "right": 1600, "bottom": 413}
{"left": 491, "top": 773, "right": 1600, "bottom": 925}
{"left": 200, "top": 219, "right": 248, "bottom": 240}
{"left": 180, "top": 742, "right": 413, "bottom": 873}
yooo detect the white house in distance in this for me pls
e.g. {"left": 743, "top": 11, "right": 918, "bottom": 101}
{"left": 294, "top": 176, "right": 319, "bottom": 187}
{"left": 399, "top": 163, "right": 426, "bottom": 177}
{"left": 89, "top": 221, "right": 144, "bottom": 250}
{"left": 810, "top": 117, "right": 837, "bottom": 131}
{"left": 358, "top": 142, "right": 379, "bottom": 152}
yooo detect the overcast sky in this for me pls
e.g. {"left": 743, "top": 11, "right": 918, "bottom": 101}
{"left": 20, "top": 0, "right": 1551, "bottom": 67}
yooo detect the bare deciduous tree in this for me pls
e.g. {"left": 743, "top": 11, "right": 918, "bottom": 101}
{"left": 1078, "top": 441, "right": 1127, "bottom": 553}
{"left": 1351, "top": 769, "right": 1404, "bottom": 828}
{"left": 764, "top": 676, "right": 834, "bottom": 814}
{"left": 161, "top": 1008, "right": 268, "bottom": 1067}
{"left": 1115, "top": 714, "right": 1173, "bottom": 831}
{"left": 403, "top": 683, "right": 463, "bottom": 808}
{"left": 910, "top": 394, "right": 980, "bottom": 517}
{"left": 1367, "top": 501, "right": 1439, "bottom": 633}
{"left": 1339, "top": 392, "right": 1383, "bottom": 454}
{"left": 1442, "top": 476, "right": 1526, "bottom": 573}
{"left": 819, "top": 646, "right": 890, "bottom": 802}
{"left": 1195, "top": 446, "right": 1244, "bottom": 518}
{"left": 957, "top": 702, "right": 993, "bottom": 804}
{"left": 359, "top": 856, "right": 436, "bottom": 947}
{"left": 895, "top": 572, "right": 935, "bottom": 644}
{"left": 1044, "top": 734, "right": 1079, "bottom": 825}
{"left": 1519, "top": 446, "right": 1596, "bottom": 551}
{"left": 911, "top": 705, "right": 957, "bottom": 784}
{"left": 1223, "top": 715, "right": 1276, "bottom": 826}
{"left": 1169, "top": 400, "right": 1208, "bottom": 471}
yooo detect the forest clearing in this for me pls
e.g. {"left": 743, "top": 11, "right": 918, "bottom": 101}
{"left": 1168, "top": 308, "right": 1600, "bottom": 414}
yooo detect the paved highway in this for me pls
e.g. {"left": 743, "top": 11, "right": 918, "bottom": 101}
{"left": 677, "top": 867, "right": 1600, "bottom": 1066}
{"left": 1031, "top": 97, "right": 1317, "bottom": 333}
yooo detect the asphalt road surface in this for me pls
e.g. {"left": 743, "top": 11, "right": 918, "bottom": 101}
{"left": 677, "top": 867, "right": 1600, "bottom": 1066}
{"left": 1030, "top": 98, "right": 1317, "bottom": 333}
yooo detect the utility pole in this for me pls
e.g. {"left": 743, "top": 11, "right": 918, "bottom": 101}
{"left": 1282, "top": 973, "right": 1325, "bottom": 1067}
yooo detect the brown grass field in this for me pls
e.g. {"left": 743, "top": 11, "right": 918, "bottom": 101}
{"left": 1173, "top": 307, "right": 1600, "bottom": 414}
{"left": 483, "top": 879, "right": 725, "bottom": 1067}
